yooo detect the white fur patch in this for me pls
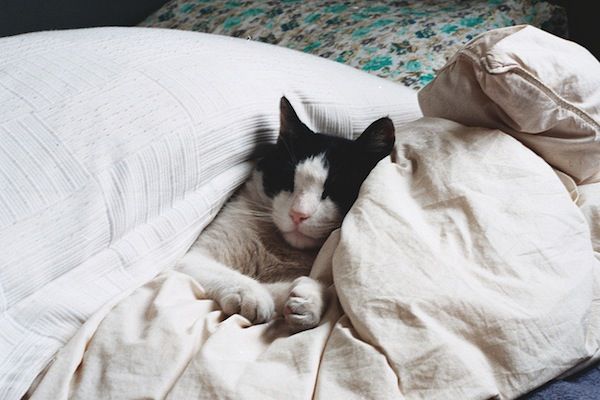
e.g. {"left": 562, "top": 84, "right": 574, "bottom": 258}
{"left": 294, "top": 155, "right": 328, "bottom": 193}
{"left": 290, "top": 155, "right": 328, "bottom": 217}
{"left": 271, "top": 154, "right": 341, "bottom": 249}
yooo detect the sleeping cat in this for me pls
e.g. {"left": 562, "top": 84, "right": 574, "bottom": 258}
{"left": 176, "top": 97, "right": 395, "bottom": 332}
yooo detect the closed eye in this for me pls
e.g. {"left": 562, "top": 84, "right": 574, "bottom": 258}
{"left": 322, "top": 176, "right": 334, "bottom": 200}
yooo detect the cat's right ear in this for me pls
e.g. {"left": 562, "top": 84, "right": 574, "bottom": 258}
{"left": 279, "top": 96, "right": 312, "bottom": 142}
{"left": 355, "top": 117, "right": 395, "bottom": 159}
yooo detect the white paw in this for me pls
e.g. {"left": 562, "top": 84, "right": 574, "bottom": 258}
{"left": 284, "top": 277, "right": 327, "bottom": 333}
{"left": 218, "top": 283, "right": 275, "bottom": 324}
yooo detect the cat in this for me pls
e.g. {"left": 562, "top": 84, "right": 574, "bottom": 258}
{"left": 176, "top": 97, "right": 395, "bottom": 332}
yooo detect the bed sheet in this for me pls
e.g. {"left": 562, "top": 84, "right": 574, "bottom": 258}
{"left": 139, "top": 0, "right": 567, "bottom": 90}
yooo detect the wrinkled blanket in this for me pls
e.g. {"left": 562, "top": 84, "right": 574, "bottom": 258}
{"left": 29, "top": 118, "right": 600, "bottom": 400}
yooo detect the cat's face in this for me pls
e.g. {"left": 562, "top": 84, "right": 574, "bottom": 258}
{"left": 257, "top": 97, "right": 395, "bottom": 249}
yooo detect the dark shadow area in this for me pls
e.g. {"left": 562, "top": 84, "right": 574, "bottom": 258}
{"left": 550, "top": 0, "right": 599, "bottom": 60}
{"left": 0, "top": 0, "right": 168, "bottom": 37}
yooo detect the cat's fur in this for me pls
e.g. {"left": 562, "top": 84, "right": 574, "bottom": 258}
{"left": 177, "top": 97, "right": 395, "bottom": 332}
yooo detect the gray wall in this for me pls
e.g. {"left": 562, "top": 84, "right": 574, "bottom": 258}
{"left": 0, "top": 0, "right": 168, "bottom": 37}
{"left": 565, "top": 3, "right": 598, "bottom": 60}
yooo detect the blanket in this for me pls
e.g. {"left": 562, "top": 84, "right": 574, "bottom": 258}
{"left": 28, "top": 118, "right": 600, "bottom": 399}
{"left": 140, "top": 0, "right": 567, "bottom": 90}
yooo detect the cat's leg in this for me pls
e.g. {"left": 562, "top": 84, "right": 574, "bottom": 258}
{"left": 176, "top": 249, "right": 275, "bottom": 323}
{"left": 265, "top": 277, "right": 328, "bottom": 333}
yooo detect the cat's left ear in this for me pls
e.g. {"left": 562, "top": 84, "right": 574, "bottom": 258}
{"left": 355, "top": 117, "right": 395, "bottom": 158}
{"left": 279, "top": 96, "right": 312, "bottom": 142}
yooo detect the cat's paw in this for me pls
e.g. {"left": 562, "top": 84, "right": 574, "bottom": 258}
{"left": 284, "top": 277, "right": 327, "bottom": 333}
{"left": 219, "top": 283, "right": 275, "bottom": 324}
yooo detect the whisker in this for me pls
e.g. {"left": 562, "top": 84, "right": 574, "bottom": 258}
{"left": 228, "top": 210, "right": 272, "bottom": 218}
{"left": 243, "top": 200, "right": 273, "bottom": 212}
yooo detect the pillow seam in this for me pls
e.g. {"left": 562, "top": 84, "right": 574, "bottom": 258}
{"left": 458, "top": 49, "right": 600, "bottom": 140}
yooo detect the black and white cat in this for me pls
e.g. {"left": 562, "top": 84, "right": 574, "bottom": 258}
{"left": 177, "top": 97, "right": 395, "bottom": 332}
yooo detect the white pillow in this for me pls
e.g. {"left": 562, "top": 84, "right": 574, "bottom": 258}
{"left": 418, "top": 25, "right": 600, "bottom": 184}
{"left": 0, "top": 27, "right": 422, "bottom": 399}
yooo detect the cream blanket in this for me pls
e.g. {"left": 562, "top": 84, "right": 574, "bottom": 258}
{"left": 30, "top": 118, "right": 600, "bottom": 400}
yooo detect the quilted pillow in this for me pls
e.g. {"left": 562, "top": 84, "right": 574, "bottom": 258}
{"left": 418, "top": 25, "right": 600, "bottom": 184}
{"left": 0, "top": 27, "right": 421, "bottom": 399}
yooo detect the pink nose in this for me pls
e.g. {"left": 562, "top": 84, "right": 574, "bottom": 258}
{"left": 290, "top": 210, "right": 310, "bottom": 225}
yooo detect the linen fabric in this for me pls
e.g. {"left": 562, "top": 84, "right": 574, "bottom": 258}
{"left": 418, "top": 25, "right": 600, "bottom": 184}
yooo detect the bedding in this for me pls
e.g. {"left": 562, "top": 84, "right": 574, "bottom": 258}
{"left": 578, "top": 183, "right": 600, "bottom": 258}
{"left": 20, "top": 25, "right": 600, "bottom": 397}
{"left": 139, "top": 0, "right": 567, "bottom": 90}
{"left": 418, "top": 25, "right": 600, "bottom": 396}
{"left": 418, "top": 25, "right": 600, "bottom": 185}
{"left": 0, "top": 27, "right": 422, "bottom": 400}
{"left": 2, "top": 17, "right": 599, "bottom": 400}
{"left": 29, "top": 118, "right": 600, "bottom": 399}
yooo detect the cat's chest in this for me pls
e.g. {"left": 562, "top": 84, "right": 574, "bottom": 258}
{"left": 195, "top": 197, "right": 317, "bottom": 281}
{"left": 240, "top": 216, "right": 317, "bottom": 281}
{"left": 257, "top": 217, "right": 316, "bottom": 261}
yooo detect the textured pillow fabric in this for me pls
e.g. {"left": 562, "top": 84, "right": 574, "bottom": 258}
{"left": 418, "top": 25, "right": 600, "bottom": 184}
{"left": 0, "top": 27, "right": 421, "bottom": 399}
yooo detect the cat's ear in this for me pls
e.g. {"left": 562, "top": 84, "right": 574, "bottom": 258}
{"left": 355, "top": 117, "right": 395, "bottom": 158}
{"left": 279, "top": 96, "right": 312, "bottom": 141}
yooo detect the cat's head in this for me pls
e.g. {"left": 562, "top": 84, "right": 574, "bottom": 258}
{"left": 256, "top": 97, "right": 395, "bottom": 249}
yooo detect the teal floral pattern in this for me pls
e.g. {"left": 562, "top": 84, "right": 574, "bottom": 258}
{"left": 140, "top": 0, "right": 567, "bottom": 90}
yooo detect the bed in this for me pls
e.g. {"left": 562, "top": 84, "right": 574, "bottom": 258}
{"left": 2, "top": 2, "right": 599, "bottom": 400}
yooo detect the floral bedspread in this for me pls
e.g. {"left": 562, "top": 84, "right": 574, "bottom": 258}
{"left": 141, "top": 0, "right": 566, "bottom": 90}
